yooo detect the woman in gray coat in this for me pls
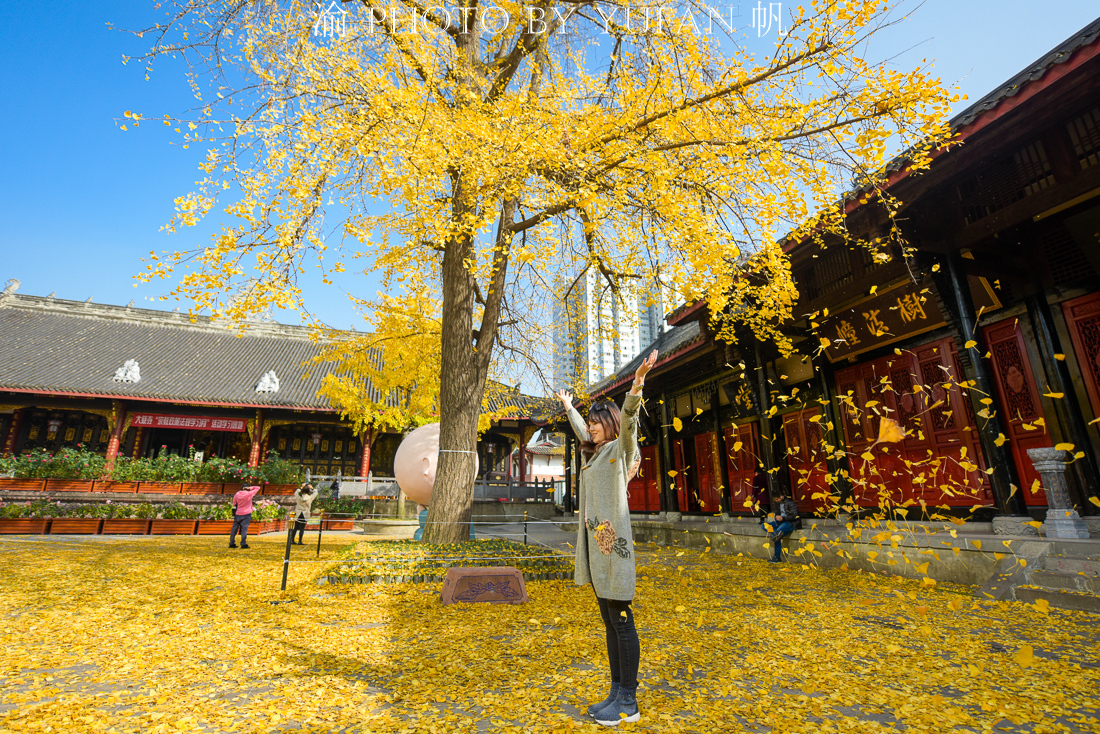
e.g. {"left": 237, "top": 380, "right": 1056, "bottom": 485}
{"left": 557, "top": 349, "right": 656, "bottom": 727}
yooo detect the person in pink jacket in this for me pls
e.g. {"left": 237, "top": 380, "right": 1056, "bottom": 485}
{"left": 229, "top": 485, "right": 261, "bottom": 549}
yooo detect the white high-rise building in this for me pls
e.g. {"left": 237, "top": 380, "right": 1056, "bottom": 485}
{"left": 552, "top": 271, "right": 674, "bottom": 390}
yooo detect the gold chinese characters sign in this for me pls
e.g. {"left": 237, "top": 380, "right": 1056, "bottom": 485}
{"left": 816, "top": 281, "right": 946, "bottom": 363}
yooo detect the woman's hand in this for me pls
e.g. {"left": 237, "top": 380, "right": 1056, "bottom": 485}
{"left": 556, "top": 389, "right": 574, "bottom": 410}
{"left": 631, "top": 350, "right": 658, "bottom": 393}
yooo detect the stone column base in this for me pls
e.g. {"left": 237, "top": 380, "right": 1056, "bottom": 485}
{"left": 1043, "top": 509, "right": 1091, "bottom": 539}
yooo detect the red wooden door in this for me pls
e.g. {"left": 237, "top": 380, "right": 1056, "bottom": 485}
{"left": 1063, "top": 292, "right": 1100, "bottom": 422}
{"left": 627, "top": 445, "right": 661, "bottom": 512}
{"left": 781, "top": 407, "right": 830, "bottom": 514}
{"left": 724, "top": 423, "right": 761, "bottom": 513}
{"left": 983, "top": 317, "right": 1053, "bottom": 505}
{"left": 835, "top": 338, "right": 992, "bottom": 511}
{"left": 693, "top": 432, "right": 723, "bottom": 513}
{"left": 672, "top": 439, "right": 692, "bottom": 512}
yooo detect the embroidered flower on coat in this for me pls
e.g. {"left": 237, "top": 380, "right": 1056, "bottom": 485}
{"left": 594, "top": 521, "right": 616, "bottom": 555}
{"left": 612, "top": 537, "right": 631, "bottom": 559}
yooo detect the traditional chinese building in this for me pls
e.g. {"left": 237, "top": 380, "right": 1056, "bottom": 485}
{"left": 0, "top": 289, "right": 545, "bottom": 478}
{"left": 564, "top": 17, "right": 1100, "bottom": 523}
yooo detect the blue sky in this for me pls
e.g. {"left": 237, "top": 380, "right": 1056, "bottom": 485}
{"left": 1, "top": 1, "right": 1097, "bottom": 330}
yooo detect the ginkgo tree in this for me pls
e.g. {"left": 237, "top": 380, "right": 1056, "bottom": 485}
{"left": 137, "top": 0, "right": 957, "bottom": 542}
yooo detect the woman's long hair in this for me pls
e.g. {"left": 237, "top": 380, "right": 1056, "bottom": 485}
{"left": 580, "top": 401, "right": 621, "bottom": 459}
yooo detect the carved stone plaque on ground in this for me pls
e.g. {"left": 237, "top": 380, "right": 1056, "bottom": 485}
{"left": 440, "top": 566, "right": 528, "bottom": 606}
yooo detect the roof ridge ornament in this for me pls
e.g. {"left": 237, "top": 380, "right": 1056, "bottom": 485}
{"left": 2, "top": 279, "right": 19, "bottom": 296}
{"left": 255, "top": 369, "right": 280, "bottom": 393}
{"left": 113, "top": 359, "right": 141, "bottom": 384}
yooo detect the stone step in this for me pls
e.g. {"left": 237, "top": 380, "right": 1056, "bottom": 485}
{"left": 1049, "top": 541, "right": 1100, "bottom": 561}
{"left": 1016, "top": 587, "right": 1100, "bottom": 614}
{"left": 1028, "top": 569, "right": 1099, "bottom": 594}
{"left": 1041, "top": 555, "right": 1100, "bottom": 576}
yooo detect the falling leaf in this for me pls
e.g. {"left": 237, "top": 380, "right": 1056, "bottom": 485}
{"left": 963, "top": 340, "right": 977, "bottom": 349}
{"left": 673, "top": 417, "right": 683, "bottom": 432}
{"left": 1054, "top": 443, "right": 1075, "bottom": 452}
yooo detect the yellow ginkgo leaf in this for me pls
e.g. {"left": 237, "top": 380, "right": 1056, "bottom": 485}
{"left": 672, "top": 417, "right": 683, "bottom": 432}
{"left": 1015, "top": 645, "right": 1035, "bottom": 668}
{"left": 1054, "top": 442, "right": 1075, "bottom": 452}
{"left": 963, "top": 340, "right": 977, "bottom": 349}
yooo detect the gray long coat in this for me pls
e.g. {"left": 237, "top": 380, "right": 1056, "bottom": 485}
{"left": 567, "top": 392, "right": 641, "bottom": 601}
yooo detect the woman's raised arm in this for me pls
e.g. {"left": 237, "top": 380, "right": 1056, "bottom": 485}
{"left": 557, "top": 389, "right": 590, "bottom": 442}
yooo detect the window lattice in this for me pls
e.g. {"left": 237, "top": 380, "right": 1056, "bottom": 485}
{"left": 1067, "top": 107, "right": 1100, "bottom": 170}
{"left": 1040, "top": 220, "right": 1098, "bottom": 288}
{"left": 957, "top": 140, "right": 1054, "bottom": 224}
{"left": 802, "top": 248, "right": 854, "bottom": 301}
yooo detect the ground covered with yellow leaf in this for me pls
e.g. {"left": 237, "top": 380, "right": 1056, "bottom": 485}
{"left": 1, "top": 535, "right": 1098, "bottom": 733}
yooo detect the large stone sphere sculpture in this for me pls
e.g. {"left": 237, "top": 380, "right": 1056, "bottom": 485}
{"left": 394, "top": 423, "right": 478, "bottom": 506}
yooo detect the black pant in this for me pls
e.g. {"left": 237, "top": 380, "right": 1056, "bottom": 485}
{"left": 295, "top": 513, "right": 307, "bottom": 543}
{"left": 230, "top": 513, "right": 251, "bottom": 545}
{"left": 596, "top": 595, "right": 640, "bottom": 691}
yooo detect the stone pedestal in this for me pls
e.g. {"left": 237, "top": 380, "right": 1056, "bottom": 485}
{"left": 1027, "top": 447, "right": 1090, "bottom": 539}
{"left": 664, "top": 512, "right": 682, "bottom": 523}
{"left": 440, "top": 566, "right": 528, "bottom": 606}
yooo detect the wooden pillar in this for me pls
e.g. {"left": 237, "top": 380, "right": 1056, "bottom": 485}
{"left": 944, "top": 251, "right": 1026, "bottom": 515}
{"left": 752, "top": 342, "right": 787, "bottom": 503}
{"left": 1025, "top": 292, "right": 1100, "bottom": 505}
{"left": 816, "top": 361, "right": 853, "bottom": 510}
{"left": 248, "top": 409, "right": 264, "bottom": 467}
{"left": 2, "top": 408, "right": 24, "bottom": 456}
{"left": 711, "top": 385, "right": 733, "bottom": 514}
{"left": 104, "top": 401, "right": 127, "bottom": 473}
{"left": 518, "top": 426, "right": 528, "bottom": 483}
{"left": 359, "top": 426, "right": 374, "bottom": 477}
{"left": 659, "top": 392, "right": 676, "bottom": 512}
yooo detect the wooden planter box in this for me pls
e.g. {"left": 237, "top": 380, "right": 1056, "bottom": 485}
{"left": 181, "top": 482, "right": 223, "bottom": 495}
{"left": 322, "top": 519, "right": 354, "bottom": 531}
{"left": 101, "top": 519, "right": 150, "bottom": 535}
{"left": 45, "top": 479, "right": 96, "bottom": 493}
{"left": 138, "top": 482, "right": 182, "bottom": 494}
{"left": 0, "top": 479, "right": 46, "bottom": 491}
{"left": 0, "top": 518, "right": 50, "bottom": 534}
{"left": 96, "top": 481, "right": 138, "bottom": 493}
{"left": 149, "top": 519, "right": 196, "bottom": 535}
{"left": 196, "top": 520, "right": 234, "bottom": 535}
{"left": 221, "top": 483, "right": 243, "bottom": 495}
{"left": 48, "top": 518, "right": 103, "bottom": 534}
{"left": 251, "top": 519, "right": 288, "bottom": 534}
{"left": 262, "top": 483, "right": 297, "bottom": 496}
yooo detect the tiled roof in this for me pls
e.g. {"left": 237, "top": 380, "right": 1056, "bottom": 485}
{"left": 0, "top": 293, "right": 338, "bottom": 409}
{"left": 0, "top": 292, "right": 551, "bottom": 420}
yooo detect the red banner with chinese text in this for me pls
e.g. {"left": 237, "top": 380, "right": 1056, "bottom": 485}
{"left": 130, "top": 414, "right": 247, "bottom": 432}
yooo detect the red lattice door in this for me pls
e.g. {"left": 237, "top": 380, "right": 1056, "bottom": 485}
{"left": 835, "top": 339, "right": 992, "bottom": 511}
{"left": 781, "top": 407, "right": 831, "bottom": 514}
{"left": 672, "top": 439, "right": 692, "bottom": 512}
{"left": 983, "top": 317, "right": 1052, "bottom": 505}
{"left": 1063, "top": 292, "right": 1100, "bottom": 424}
{"left": 724, "top": 423, "right": 761, "bottom": 513}
{"left": 627, "top": 445, "right": 662, "bottom": 513}
{"left": 693, "top": 432, "right": 723, "bottom": 513}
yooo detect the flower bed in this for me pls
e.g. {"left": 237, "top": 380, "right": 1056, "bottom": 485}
{"left": 45, "top": 479, "right": 96, "bottom": 493}
{"left": 0, "top": 479, "right": 46, "bottom": 491}
{"left": 95, "top": 481, "right": 138, "bottom": 493}
{"left": 101, "top": 519, "right": 149, "bottom": 535}
{"left": 48, "top": 518, "right": 103, "bottom": 534}
{"left": 319, "top": 539, "right": 574, "bottom": 585}
{"left": 0, "top": 446, "right": 302, "bottom": 488}
{"left": 138, "top": 482, "right": 182, "bottom": 494}
{"left": 0, "top": 518, "right": 49, "bottom": 534}
{"left": 150, "top": 519, "right": 198, "bottom": 535}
